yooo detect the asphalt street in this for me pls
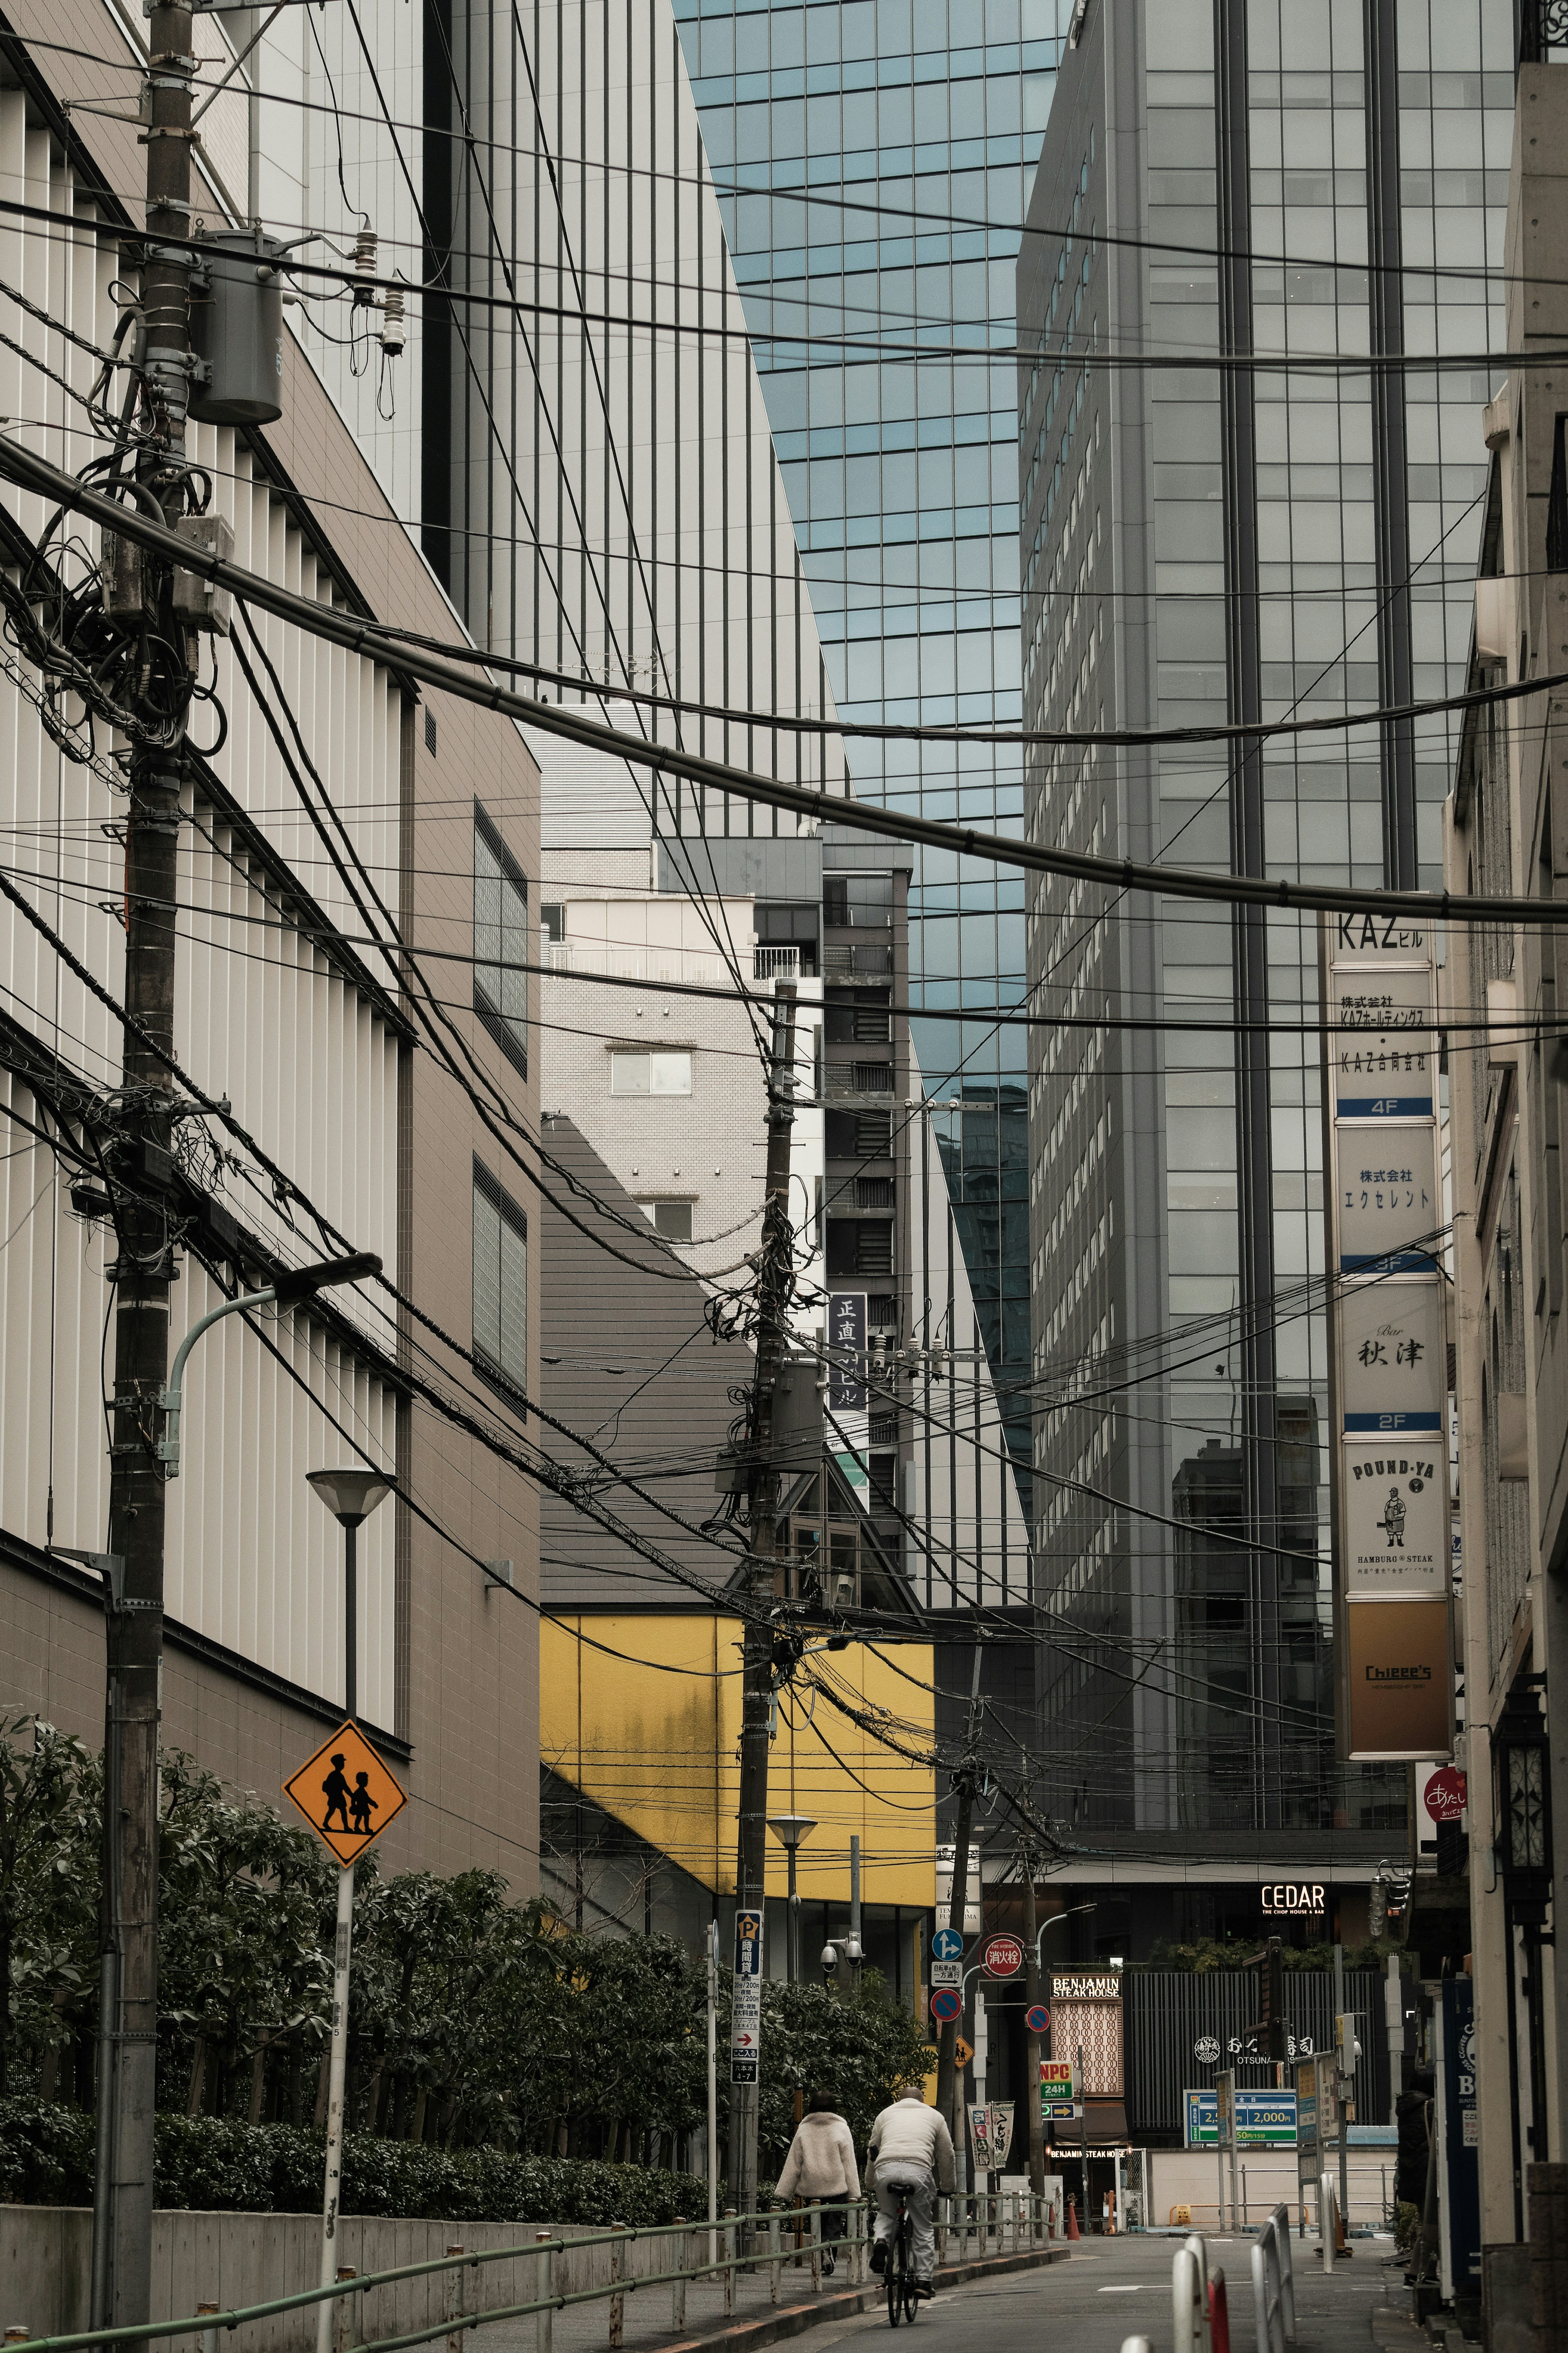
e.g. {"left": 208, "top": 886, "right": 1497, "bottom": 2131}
{"left": 790, "top": 2230, "right": 1419, "bottom": 2353}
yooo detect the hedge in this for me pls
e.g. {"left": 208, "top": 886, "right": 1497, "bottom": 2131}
{"left": 0, "top": 2100, "right": 708, "bottom": 2224}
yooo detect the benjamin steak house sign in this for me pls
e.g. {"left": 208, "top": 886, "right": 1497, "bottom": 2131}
{"left": 1320, "top": 914, "right": 1452, "bottom": 1759}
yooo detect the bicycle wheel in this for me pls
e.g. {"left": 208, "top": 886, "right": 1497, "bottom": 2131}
{"left": 886, "top": 2209, "right": 905, "bottom": 2327}
{"left": 900, "top": 2213, "right": 920, "bottom": 2322}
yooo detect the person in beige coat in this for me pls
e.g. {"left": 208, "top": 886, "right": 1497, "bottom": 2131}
{"left": 775, "top": 2092, "right": 862, "bottom": 2275}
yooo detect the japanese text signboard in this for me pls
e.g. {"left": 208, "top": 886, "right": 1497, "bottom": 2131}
{"left": 731, "top": 1908, "right": 763, "bottom": 2084}
{"left": 1321, "top": 915, "right": 1452, "bottom": 1760}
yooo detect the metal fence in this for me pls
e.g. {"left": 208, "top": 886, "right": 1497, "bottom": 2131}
{"left": 1123, "top": 1971, "right": 1389, "bottom": 2138}
{"left": 12, "top": 2197, "right": 1060, "bottom": 2353}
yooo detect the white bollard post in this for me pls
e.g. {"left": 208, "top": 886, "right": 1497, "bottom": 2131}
{"left": 535, "top": 2230, "right": 554, "bottom": 2353}
{"left": 444, "top": 2245, "right": 466, "bottom": 2353}
{"left": 608, "top": 2228, "right": 625, "bottom": 2349}
{"left": 198, "top": 2303, "right": 220, "bottom": 2353}
{"left": 1319, "top": 2174, "right": 1336, "bottom": 2274}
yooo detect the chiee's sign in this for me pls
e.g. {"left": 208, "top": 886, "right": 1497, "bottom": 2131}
{"left": 1261, "top": 1883, "right": 1325, "bottom": 1917}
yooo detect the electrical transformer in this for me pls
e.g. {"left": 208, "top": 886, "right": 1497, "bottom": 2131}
{"left": 189, "top": 228, "right": 285, "bottom": 426}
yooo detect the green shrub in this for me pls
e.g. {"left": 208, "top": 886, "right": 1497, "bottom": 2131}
{"left": 0, "top": 2100, "right": 707, "bottom": 2223}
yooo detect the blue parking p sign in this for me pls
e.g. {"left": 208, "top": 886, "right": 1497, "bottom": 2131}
{"left": 932, "top": 1927, "right": 964, "bottom": 1963}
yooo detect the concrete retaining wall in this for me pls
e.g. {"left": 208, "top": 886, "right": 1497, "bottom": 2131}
{"left": 1, "top": 2210, "right": 701, "bottom": 2351}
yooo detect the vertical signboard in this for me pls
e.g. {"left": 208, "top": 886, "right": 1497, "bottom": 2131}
{"left": 1322, "top": 916, "right": 1452, "bottom": 1760}
{"left": 826, "top": 1289, "right": 869, "bottom": 1491}
{"left": 1437, "top": 1977, "right": 1480, "bottom": 2299}
{"left": 731, "top": 1907, "right": 763, "bottom": 2084}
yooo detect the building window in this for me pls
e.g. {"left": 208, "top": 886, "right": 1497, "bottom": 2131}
{"left": 474, "top": 804, "right": 527, "bottom": 1079}
{"left": 472, "top": 1161, "right": 528, "bottom": 1409}
{"left": 540, "top": 901, "right": 564, "bottom": 943}
{"left": 637, "top": 1199, "right": 694, "bottom": 1243}
{"left": 611, "top": 1049, "right": 692, "bottom": 1095}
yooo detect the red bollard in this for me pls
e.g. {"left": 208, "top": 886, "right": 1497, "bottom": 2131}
{"left": 1065, "top": 2194, "right": 1081, "bottom": 2241}
{"left": 1209, "top": 2270, "right": 1231, "bottom": 2353}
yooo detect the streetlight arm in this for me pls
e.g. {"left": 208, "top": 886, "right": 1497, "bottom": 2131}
{"left": 1033, "top": 1902, "right": 1097, "bottom": 1965}
{"left": 157, "top": 1288, "right": 278, "bottom": 1475}
{"left": 156, "top": 1250, "right": 381, "bottom": 1477}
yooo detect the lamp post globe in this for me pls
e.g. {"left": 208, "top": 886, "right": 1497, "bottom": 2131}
{"left": 307, "top": 1468, "right": 392, "bottom": 1722}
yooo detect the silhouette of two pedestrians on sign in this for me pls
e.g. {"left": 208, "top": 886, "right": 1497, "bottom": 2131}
{"left": 322, "top": 1754, "right": 379, "bottom": 1840}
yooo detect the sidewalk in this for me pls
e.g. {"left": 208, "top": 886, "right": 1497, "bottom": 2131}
{"left": 473, "top": 2231, "right": 1068, "bottom": 2353}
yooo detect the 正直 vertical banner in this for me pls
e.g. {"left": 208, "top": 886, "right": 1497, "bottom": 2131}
{"left": 1321, "top": 914, "right": 1453, "bottom": 1759}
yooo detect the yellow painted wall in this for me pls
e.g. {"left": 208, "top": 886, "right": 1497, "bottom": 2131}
{"left": 541, "top": 1614, "right": 935, "bottom": 1909}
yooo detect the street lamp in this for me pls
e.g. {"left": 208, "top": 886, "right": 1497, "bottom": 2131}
{"left": 158, "top": 1251, "right": 383, "bottom": 1477}
{"left": 83, "top": 1246, "right": 380, "bottom": 2350}
{"left": 1033, "top": 1901, "right": 1097, "bottom": 1966}
{"left": 767, "top": 1813, "right": 817, "bottom": 1983}
{"left": 307, "top": 1468, "right": 394, "bottom": 1725}
{"left": 304, "top": 1463, "right": 392, "bottom": 2353}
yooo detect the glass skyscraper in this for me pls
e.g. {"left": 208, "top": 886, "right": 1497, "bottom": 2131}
{"left": 1019, "top": 0, "right": 1506, "bottom": 1904}
{"left": 675, "top": 0, "right": 1060, "bottom": 1516}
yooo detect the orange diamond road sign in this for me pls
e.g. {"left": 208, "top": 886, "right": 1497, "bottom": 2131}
{"left": 955, "top": 2036, "right": 974, "bottom": 2071}
{"left": 284, "top": 1720, "right": 407, "bottom": 1866}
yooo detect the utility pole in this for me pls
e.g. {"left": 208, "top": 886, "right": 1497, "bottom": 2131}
{"left": 1021, "top": 1839, "right": 1045, "bottom": 2198}
{"left": 728, "top": 984, "right": 798, "bottom": 2228}
{"left": 97, "top": 4, "right": 196, "bottom": 2328}
{"left": 935, "top": 1642, "right": 984, "bottom": 2148}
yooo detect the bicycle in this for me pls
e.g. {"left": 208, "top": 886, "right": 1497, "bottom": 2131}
{"left": 884, "top": 2184, "right": 921, "bottom": 2327}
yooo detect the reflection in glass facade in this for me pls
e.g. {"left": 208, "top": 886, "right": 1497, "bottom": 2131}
{"left": 1020, "top": 0, "right": 1503, "bottom": 1844}
{"left": 673, "top": 0, "right": 1059, "bottom": 1517}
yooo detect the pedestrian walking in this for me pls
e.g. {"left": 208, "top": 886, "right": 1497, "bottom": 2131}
{"left": 775, "top": 2091, "right": 861, "bottom": 2276}
{"left": 866, "top": 2089, "right": 955, "bottom": 2300}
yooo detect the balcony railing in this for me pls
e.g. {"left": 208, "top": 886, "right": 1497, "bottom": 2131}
{"left": 546, "top": 942, "right": 725, "bottom": 986}
{"left": 753, "top": 945, "right": 800, "bottom": 978}
{"left": 824, "top": 943, "right": 892, "bottom": 977}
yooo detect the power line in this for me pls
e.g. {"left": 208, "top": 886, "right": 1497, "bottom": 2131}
{"left": 12, "top": 25, "right": 1539, "bottom": 316}
{"left": 0, "top": 192, "right": 1543, "bottom": 375}
{"left": 3, "top": 435, "right": 1559, "bottom": 938}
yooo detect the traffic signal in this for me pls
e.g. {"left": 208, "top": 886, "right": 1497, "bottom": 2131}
{"left": 1335, "top": 2012, "right": 1362, "bottom": 2077}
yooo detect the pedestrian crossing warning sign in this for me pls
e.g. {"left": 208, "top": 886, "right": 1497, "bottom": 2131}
{"left": 284, "top": 1720, "right": 407, "bottom": 1866}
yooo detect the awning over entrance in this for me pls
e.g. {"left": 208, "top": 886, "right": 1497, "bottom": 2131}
{"left": 1049, "top": 2096, "right": 1131, "bottom": 2151}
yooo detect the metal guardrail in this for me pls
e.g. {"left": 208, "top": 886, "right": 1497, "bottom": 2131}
{"left": 14, "top": 2195, "right": 1058, "bottom": 2353}
{"left": 1250, "top": 2203, "right": 1296, "bottom": 2353}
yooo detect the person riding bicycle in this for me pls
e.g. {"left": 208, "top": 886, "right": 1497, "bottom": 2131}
{"left": 866, "top": 2089, "right": 956, "bottom": 2299}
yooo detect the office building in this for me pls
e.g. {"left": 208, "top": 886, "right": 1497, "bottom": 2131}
{"left": 0, "top": 24, "right": 541, "bottom": 1880}
{"left": 1016, "top": 0, "right": 1510, "bottom": 1938}
{"left": 1442, "top": 55, "right": 1568, "bottom": 2259}
{"left": 675, "top": 0, "right": 1055, "bottom": 1530}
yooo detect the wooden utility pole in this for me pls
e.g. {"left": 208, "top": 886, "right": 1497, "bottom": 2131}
{"left": 1022, "top": 1844, "right": 1045, "bottom": 2197}
{"left": 934, "top": 1643, "right": 984, "bottom": 2143}
{"left": 96, "top": 5, "right": 196, "bottom": 2324}
{"left": 728, "top": 984, "right": 797, "bottom": 2228}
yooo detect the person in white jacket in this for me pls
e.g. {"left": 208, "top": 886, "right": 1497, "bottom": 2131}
{"left": 775, "top": 2092, "right": 862, "bottom": 2276}
{"left": 865, "top": 2090, "right": 956, "bottom": 2295}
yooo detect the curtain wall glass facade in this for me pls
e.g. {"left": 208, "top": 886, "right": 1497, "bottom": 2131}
{"left": 1020, "top": 0, "right": 1506, "bottom": 1840}
{"left": 676, "top": 0, "right": 1060, "bottom": 1514}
